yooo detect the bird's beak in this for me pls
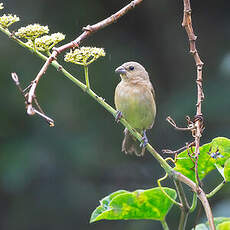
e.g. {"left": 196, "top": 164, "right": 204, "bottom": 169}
{"left": 115, "top": 66, "right": 127, "bottom": 75}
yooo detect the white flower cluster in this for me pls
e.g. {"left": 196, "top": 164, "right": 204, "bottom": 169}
{"left": 15, "top": 24, "right": 49, "bottom": 40}
{"left": 0, "top": 14, "right": 19, "bottom": 28}
{"left": 26, "top": 32, "right": 65, "bottom": 51}
{"left": 65, "top": 47, "right": 106, "bottom": 66}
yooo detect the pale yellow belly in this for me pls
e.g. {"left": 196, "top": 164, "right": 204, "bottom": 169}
{"left": 115, "top": 83, "right": 156, "bottom": 131}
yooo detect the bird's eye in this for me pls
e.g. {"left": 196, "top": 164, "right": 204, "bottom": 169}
{"left": 129, "top": 66, "right": 134, "bottom": 71}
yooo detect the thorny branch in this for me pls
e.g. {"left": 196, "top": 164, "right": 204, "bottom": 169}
{"left": 181, "top": 0, "right": 215, "bottom": 229}
{"left": 163, "top": 0, "right": 214, "bottom": 228}
{"left": 11, "top": 72, "right": 54, "bottom": 126}
{"left": 182, "top": 0, "right": 204, "bottom": 157}
{"left": 162, "top": 141, "right": 195, "bottom": 155}
{"left": 165, "top": 0, "right": 205, "bottom": 182}
{"left": 166, "top": 116, "right": 194, "bottom": 132}
{"left": 182, "top": 0, "right": 204, "bottom": 186}
{"left": 24, "top": 0, "right": 143, "bottom": 121}
{"left": 175, "top": 172, "right": 215, "bottom": 230}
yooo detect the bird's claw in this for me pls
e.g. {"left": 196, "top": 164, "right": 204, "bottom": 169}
{"left": 115, "top": 111, "right": 122, "bottom": 123}
{"left": 140, "top": 130, "right": 148, "bottom": 148}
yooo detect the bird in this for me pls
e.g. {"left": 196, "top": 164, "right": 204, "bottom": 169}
{"left": 114, "top": 61, "right": 156, "bottom": 156}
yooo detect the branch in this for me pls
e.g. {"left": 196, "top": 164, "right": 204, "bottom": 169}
{"left": 175, "top": 172, "right": 215, "bottom": 230}
{"left": 206, "top": 181, "right": 226, "bottom": 198}
{"left": 162, "top": 141, "right": 195, "bottom": 155}
{"left": 181, "top": 2, "right": 215, "bottom": 228}
{"left": 189, "top": 193, "right": 197, "bottom": 213}
{"left": 182, "top": 1, "right": 204, "bottom": 157}
{"left": 11, "top": 72, "right": 54, "bottom": 126}
{"left": 174, "top": 180, "right": 190, "bottom": 230}
{"left": 182, "top": 0, "right": 205, "bottom": 192}
{"left": 161, "top": 219, "right": 169, "bottom": 230}
{"left": 25, "top": 0, "right": 143, "bottom": 117}
{"left": 166, "top": 116, "right": 194, "bottom": 132}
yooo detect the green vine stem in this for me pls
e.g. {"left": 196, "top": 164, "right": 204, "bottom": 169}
{"left": 175, "top": 172, "right": 215, "bottom": 230}
{"left": 189, "top": 193, "right": 197, "bottom": 213}
{"left": 174, "top": 180, "right": 189, "bottom": 230}
{"left": 84, "top": 65, "right": 90, "bottom": 89}
{"left": 206, "top": 181, "right": 226, "bottom": 198}
{"left": 158, "top": 173, "right": 181, "bottom": 207}
{"left": 161, "top": 219, "right": 169, "bottom": 230}
{"left": 178, "top": 211, "right": 188, "bottom": 230}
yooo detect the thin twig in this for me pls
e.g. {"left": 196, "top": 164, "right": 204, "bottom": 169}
{"left": 25, "top": 0, "right": 143, "bottom": 117}
{"left": 175, "top": 171, "right": 215, "bottom": 230}
{"left": 11, "top": 72, "right": 54, "bottom": 126}
{"left": 182, "top": 0, "right": 204, "bottom": 157}
{"left": 162, "top": 141, "right": 195, "bottom": 155}
{"left": 166, "top": 116, "right": 193, "bottom": 131}
{"left": 182, "top": 3, "right": 206, "bottom": 223}
{"left": 33, "top": 96, "right": 45, "bottom": 115}
{"left": 11, "top": 72, "right": 27, "bottom": 100}
{"left": 26, "top": 56, "right": 56, "bottom": 115}
{"left": 174, "top": 180, "right": 190, "bottom": 230}
{"left": 84, "top": 66, "right": 90, "bottom": 89}
{"left": 33, "top": 109, "right": 54, "bottom": 127}
{"left": 186, "top": 142, "right": 196, "bottom": 167}
{"left": 23, "top": 83, "right": 32, "bottom": 93}
{"left": 193, "top": 201, "right": 202, "bottom": 230}
{"left": 158, "top": 173, "right": 182, "bottom": 208}
{"left": 189, "top": 193, "right": 197, "bottom": 213}
{"left": 206, "top": 181, "right": 226, "bottom": 198}
{"left": 161, "top": 219, "right": 169, "bottom": 230}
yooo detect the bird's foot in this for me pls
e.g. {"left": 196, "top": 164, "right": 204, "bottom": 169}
{"left": 140, "top": 130, "right": 148, "bottom": 148}
{"left": 115, "top": 110, "right": 123, "bottom": 123}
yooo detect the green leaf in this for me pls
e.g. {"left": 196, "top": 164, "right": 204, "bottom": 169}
{"left": 192, "top": 217, "right": 230, "bottom": 230}
{"left": 90, "top": 187, "right": 177, "bottom": 223}
{"left": 90, "top": 190, "right": 128, "bottom": 222}
{"left": 217, "top": 221, "right": 230, "bottom": 230}
{"left": 224, "top": 158, "right": 230, "bottom": 182}
{"left": 175, "top": 137, "right": 230, "bottom": 182}
{"left": 214, "top": 217, "right": 230, "bottom": 226}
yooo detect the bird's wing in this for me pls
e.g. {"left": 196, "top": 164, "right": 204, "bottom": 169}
{"left": 148, "top": 81, "right": 156, "bottom": 129}
{"left": 149, "top": 82, "right": 155, "bottom": 99}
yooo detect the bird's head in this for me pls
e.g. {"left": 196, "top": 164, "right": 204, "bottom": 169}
{"left": 115, "top": 61, "right": 149, "bottom": 82}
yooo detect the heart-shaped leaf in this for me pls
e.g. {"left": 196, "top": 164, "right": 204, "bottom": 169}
{"left": 90, "top": 187, "right": 177, "bottom": 223}
{"left": 175, "top": 137, "right": 230, "bottom": 182}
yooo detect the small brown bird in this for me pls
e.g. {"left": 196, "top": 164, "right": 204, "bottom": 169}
{"left": 114, "top": 61, "right": 156, "bottom": 156}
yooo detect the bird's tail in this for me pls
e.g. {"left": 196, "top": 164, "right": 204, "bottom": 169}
{"left": 122, "top": 128, "right": 145, "bottom": 156}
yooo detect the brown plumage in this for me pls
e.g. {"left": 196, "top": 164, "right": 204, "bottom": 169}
{"left": 114, "top": 61, "right": 156, "bottom": 156}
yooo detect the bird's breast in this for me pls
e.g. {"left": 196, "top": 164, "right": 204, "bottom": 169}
{"left": 114, "top": 81, "right": 156, "bottom": 130}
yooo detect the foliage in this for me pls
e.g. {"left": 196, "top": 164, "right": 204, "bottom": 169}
{"left": 193, "top": 217, "right": 230, "bottom": 230}
{"left": 90, "top": 187, "right": 177, "bottom": 223}
{"left": 175, "top": 137, "right": 230, "bottom": 182}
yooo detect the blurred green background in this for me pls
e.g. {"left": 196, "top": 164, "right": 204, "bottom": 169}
{"left": 1, "top": 0, "right": 230, "bottom": 229}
